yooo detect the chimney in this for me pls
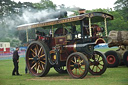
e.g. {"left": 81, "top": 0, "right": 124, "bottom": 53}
{"left": 79, "top": 9, "right": 86, "bottom": 15}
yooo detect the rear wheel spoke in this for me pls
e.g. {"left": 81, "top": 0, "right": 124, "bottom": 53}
{"left": 36, "top": 45, "right": 39, "bottom": 52}
{"left": 31, "top": 49, "right": 36, "bottom": 55}
{"left": 70, "top": 65, "right": 74, "bottom": 67}
{"left": 71, "top": 60, "right": 75, "bottom": 64}
{"left": 72, "top": 68, "right": 75, "bottom": 72}
{"left": 40, "top": 61, "right": 45, "bottom": 64}
{"left": 32, "top": 53, "right": 35, "bottom": 57}
{"left": 79, "top": 60, "right": 83, "bottom": 65}
{"left": 32, "top": 61, "right": 35, "bottom": 64}
{"left": 74, "top": 57, "right": 77, "bottom": 63}
{"left": 40, "top": 54, "right": 45, "bottom": 58}
{"left": 31, "top": 63, "right": 37, "bottom": 69}
{"left": 29, "top": 58, "right": 33, "bottom": 60}
{"left": 41, "top": 64, "right": 44, "bottom": 70}
{"left": 38, "top": 47, "right": 42, "bottom": 56}
{"left": 37, "top": 64, "right": 39, "bottom": 73}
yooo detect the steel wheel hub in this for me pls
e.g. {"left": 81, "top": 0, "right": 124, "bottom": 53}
{"left": 33, "top": 56, "right": 39, "bottom": 62}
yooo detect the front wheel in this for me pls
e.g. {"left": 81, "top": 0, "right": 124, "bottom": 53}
{"left": 89, "top": 51, "right": 107, "bottom": 75}
{"left": 66, "top": 52, "right": 89, "bottom": 79}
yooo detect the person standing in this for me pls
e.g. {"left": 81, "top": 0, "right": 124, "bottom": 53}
{"left": 12, "top": 47, "right": 21, "bottom": 76}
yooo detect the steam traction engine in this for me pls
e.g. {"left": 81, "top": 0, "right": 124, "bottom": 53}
{"left": 17, "top": 11, "right": 113, "bottom": 79}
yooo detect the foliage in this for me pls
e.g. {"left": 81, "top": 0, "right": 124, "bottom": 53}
{"left": 33, "top": 0, "right": 56, "bottom": 10}
{"left": 114, "top": 0, "right": 128, "bottom": 21}
{"left": 108, "top": 11, "right": 128, "bottom": 31}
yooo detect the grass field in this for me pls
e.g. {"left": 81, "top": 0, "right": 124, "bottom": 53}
{"left": 0, "top": 48, "right": 128, "bottom": 85}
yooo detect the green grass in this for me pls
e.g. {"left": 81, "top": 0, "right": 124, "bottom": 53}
{"left": 0, "top": 47, "right": 128, "bottom": 85}
{"left": 95, "top": 47, "right": 118, "bottom": 53}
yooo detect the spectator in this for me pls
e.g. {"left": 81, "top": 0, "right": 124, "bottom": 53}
{"left": 12, "top": 47, "right": 22, "bottom": 76}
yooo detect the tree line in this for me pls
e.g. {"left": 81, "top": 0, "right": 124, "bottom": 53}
{"left": 0, "top": 0, "right": 127, "bottom": 46}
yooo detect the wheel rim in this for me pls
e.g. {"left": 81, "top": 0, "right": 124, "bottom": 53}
{"left": 107, "top": 55, "right": 116, "bottom": 64}
{"left": 26, "top": 43, "right": 47, "bottom": 76}
{"left": 67, "top": 54, "right": 87, "bottom": 78}
{"left": 89, "top": 52, "right": 106, "bottom": 74}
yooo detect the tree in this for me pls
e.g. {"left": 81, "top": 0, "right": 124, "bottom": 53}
{"left": 33, "top": 0, "right": 56, "bottom": 10}
{"left": 0, "top": 0, "right": 17, "bottom": 17}
{"left": 0, "top": 0, "right": 36, "bottom": 46}
{"left": 108, "top": 11, "right": 128, "bottom": 31}
{"left": 114, "top": 0, "right": 128, "bottom": 21}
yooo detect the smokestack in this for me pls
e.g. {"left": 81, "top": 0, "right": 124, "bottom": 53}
{"left": 78, "top": 9, "right": 86, "bottom": 15}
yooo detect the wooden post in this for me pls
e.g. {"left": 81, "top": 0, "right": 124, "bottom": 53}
{"left": 52, "top": 26, "right": 54, "bottom": 37}
{"left": 104, "top": 18, "right": 108, "bottom": 36}
{"left": 89, "top": 17, "right": 92, "bottom": 37}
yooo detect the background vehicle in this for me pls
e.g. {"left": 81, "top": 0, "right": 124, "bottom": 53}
{"left": 17, "top": 10, "right": 113, "bottom": 79}
{"left": 105, "top": 31, "right": 128, "bottom": 67}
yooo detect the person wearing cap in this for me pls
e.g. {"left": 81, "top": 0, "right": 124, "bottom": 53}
{"left": 12, "top": 47, "right": 22, "bottom": 76}
{"left": 35, "top": 31, "right": 45, "bottom": 40}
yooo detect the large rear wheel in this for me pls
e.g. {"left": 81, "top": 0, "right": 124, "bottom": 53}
{"left": 66, "top": 52, "right": 89, "bottom": 79}
{"left": 26, "top": 41, "right": 50, "bottom": 77}
{"left": 89, "top": 51, "right": 107, "bottom": 75}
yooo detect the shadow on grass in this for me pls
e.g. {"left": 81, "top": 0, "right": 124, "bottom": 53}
{"left": 26, "top": 72, "right": 103, "bottom": 81}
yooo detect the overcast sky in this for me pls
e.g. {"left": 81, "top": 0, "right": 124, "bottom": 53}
{"left": 12, "top": 0, "right": 117, "bottom": 10}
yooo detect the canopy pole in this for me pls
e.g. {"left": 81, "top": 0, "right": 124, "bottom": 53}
{"left": 52, "top": 26, "right": 54, "bottom": 37}
{"left": 104, "top": 18, "right": 108, "bottom": 36}
{"left": 35, "top": 29, "right": 37, "bottom": 37}
{"left": 63, "top": 24, "right": 66, "bottom": 35}
{"left": 26, "top": 29, "right": 28, "bottom": 42}
{"left": 89, "top": 17, "right": 92, "bottom": 37}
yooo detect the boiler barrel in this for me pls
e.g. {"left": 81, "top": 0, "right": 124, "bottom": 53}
{"left": 64, "top": 43, "right": 94, "bottom": 53}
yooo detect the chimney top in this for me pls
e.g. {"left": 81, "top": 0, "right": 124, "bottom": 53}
{"left": 79, "top": 9, "right": 86, "bottom": 15}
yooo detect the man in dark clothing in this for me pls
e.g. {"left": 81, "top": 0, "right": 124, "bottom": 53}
{"left": 12, "top": 47, "right": 21, "bottom": 76}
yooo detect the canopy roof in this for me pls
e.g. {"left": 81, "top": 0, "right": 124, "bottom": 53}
{"left": 17, "top": 12, "right": 113, "bottom": 30}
